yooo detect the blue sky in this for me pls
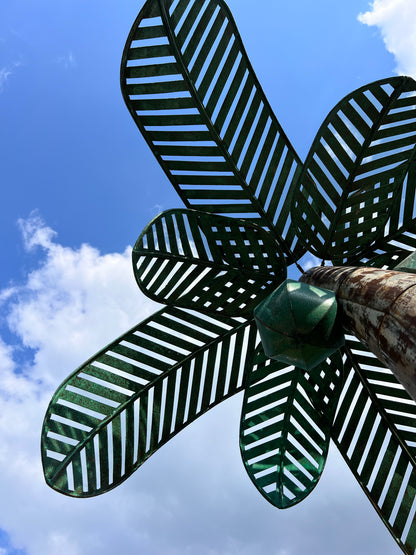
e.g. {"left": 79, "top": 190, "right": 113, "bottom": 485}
{"left": 1, "top": 0, "right": 416, "bottom": 553}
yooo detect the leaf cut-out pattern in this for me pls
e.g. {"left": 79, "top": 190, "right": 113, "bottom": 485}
{"left": 120, "top": 0, "right": 304, "bottom": 262}
{"left": 354, "top": 247, "right": 410, "bottom": 270}
{"left": 133, "top": 209, "right": 286, "bottom": 316}
{"left": 240, "top": 348, "right": 343, "bottom": 508}
{"left": 42, "top": 306, "right": 257, "bottom": 496}
{"left": 292, "top": 77, "right": 416, "bottom": 263}
{"left": 353, "top": 159, "right": 416, "bottom": 267}
{"left": 333, "top": 336, "right": 416, "bottom": 554}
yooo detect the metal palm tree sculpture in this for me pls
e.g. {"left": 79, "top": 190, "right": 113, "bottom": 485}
{"left": 42, "top": 1, "right": 416, "bottom": 552}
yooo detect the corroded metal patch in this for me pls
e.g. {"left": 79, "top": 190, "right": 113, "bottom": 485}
{"left": 302, "top": 266, "right": 416, "bottom": 400}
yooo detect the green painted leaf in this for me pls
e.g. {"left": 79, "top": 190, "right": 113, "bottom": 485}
{"left": 42, "top": 306, "right": 257, "bottom": 497}
{"left": 378, "top": 159, "right": 416, "bottom": 253}
{"left": 291, "top": 77, "right": 416, "bottom": 264}
{"left": 354, "top": 161, "right": 416, "bottom": 268}
{"left": 349, "top": 160, "right": 416, "bottom": 268}
{"left": 354, "top": 247, "right": 409, "bottom": 270}
{"left": 133, "top": 209, "right": 286, "bottom": 317}
{"left": 120, "top": 0, "right": 304, "bottom": 263}
{"left": 240, "top": 348, "right": 343, "bottom": 509}
{"left": 333, "top": 336, "right": 416, "bottom": 554}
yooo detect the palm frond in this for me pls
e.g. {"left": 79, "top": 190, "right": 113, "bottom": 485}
{"left": 120, "top": 0, "right": 304, "bottom": 263}
{"left": 133, "top": 209, "right": 286, "bottom": 316}
{"left": 240, "top": 348, "right": 343, "bottom": 509}
{"left": 333, "top": 336, "right": 416, "bottom": 554}
{"left": 355, "top": 160, "right": 416, "bottom": 266}
{"left": 355, "top": 247, "right": 409, "bottom": 270}
{"left": 42, "top": 306, "right": 257, "bottom": 497}
{"left": 291, "top": 77, "right": 416, "bottom": 264}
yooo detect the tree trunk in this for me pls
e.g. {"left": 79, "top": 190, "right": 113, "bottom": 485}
{"left": 301, "top": 266, "right": 416, "bottom": 401}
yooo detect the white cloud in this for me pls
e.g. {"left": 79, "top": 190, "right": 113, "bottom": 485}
{"left": 57, "top": 51, "right": 77, "bottom": 70}
{"left": 303, "top": 254, "right": 322, "bottom": 272}
{"left": 5, "top": 215, "right": 154, "bottom": 389}
{"left": 0, "top": 61, "right": 22, "bottom": 92}
{"left": 0, "top": 215, "right": 159, "bottom": 554}
{"left": 0, "top": 68, "right": 11, "bottom": 92}
{"left": 359, "top": 0, "right": 416, "bottom": 77}
{"left": 0, "top": 216, "right": 400, "bottom": 554}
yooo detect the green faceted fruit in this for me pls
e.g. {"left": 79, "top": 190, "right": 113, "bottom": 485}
{"left": 254, "top": 279, "right": 344, "bottom": 370}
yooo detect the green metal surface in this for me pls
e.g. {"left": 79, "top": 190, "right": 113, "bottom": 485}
{"left": 240, "top": 348, "right": 342, "bottom": 509}
{"left": 42, "top": 306, "right": 257, "bottom": 496}
{"left": 291, "top": 77, "right": 416, "bottom": 265}
{"left": 361, "top": 247, "right": 411, "bottom": 270}
{"left": 358, "top": 159, "right": 416, "bottom": 266}
{"left": 133, "top": 209, "right": 286, "bottom": 317}
{"left": 254, "top": 279, "right": 344, "bottom": 370}
{"left": 40, "top": 1, "right": 416, "bottom": 553}
{"left": 334, "top": 335, "right": 416, "bottom": 554}
{"left": 120, "top": 0, "right": 304, "bottom": 264}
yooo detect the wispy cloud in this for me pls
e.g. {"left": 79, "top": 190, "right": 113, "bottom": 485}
{"left": 0, "top": 61, "right": 22, "bottom": 93}
{"left": 18, "top": 212, "right": 56, "bottom": 252}
{"left": 0, "top": 67, "right": 12, "bottom": 92}
{"left": 303, "top": 254, "right": 323, "bottom": 271}
{"left": 359, "top": 0, "right": 416, "bottom": 77}
{"left": 56, "top": 51, "right": 77, "bottom": 70}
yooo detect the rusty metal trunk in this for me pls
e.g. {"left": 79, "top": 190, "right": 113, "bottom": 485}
{"left": 301, "top": 266, "right": 416, "bottom": 401}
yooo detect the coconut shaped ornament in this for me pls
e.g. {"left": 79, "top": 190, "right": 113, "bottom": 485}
{"left": 254, "top": 279, "right": 345, "bottom": 371}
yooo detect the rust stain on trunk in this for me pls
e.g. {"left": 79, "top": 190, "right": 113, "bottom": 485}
{"left": 301, "top": 266, "right": 416, "bottom": 401}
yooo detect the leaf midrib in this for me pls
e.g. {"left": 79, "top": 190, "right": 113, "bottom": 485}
{"left": 46, "top": 313, "right": 252, "bottom": 487}
{"left": 342, "top": 342, "right": 416, "bottom": 467}
{"left": 158, "top": 0, "right": 302, "bottom": 263}
{"left": 326, "top": 79, "right": 410, "bottom": 262}
{"left": 135, "top": 246, "right": 279, "bottom": 278}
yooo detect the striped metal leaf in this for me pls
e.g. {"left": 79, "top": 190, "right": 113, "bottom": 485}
{"left": 352, "top": 159, "right": 416, "bottom": 266}
{"left": 333, "top": 336, "right": 416, "bottom": 554}
{"left": 291, "top": 76, "right": 416, "bottom": 264}
{"left": 240, "top": 348, "right": 343, "bottom": 509}
{"left": 42, "top": 306, "right": 257, "bottom": 497}
{"left": 380, "top": 159, "right": 416, "bottom": 253}
{"left": 354, "top": 247, "right": 410, "bottom": 270}
{"left": 133, "top": 209, "right": 286, "bottom": 317}
{"left": 120, "top": 0, "right": 304, "bottom": 263}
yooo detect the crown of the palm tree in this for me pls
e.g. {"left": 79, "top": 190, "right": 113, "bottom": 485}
{"left": 41, "top": 1, "right": 416, "bottom": 553}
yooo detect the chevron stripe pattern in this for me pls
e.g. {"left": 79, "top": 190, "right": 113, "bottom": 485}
{"left": 292, "top": 77, "right": 416, "bottom": 264}
{"left": 240, "top": 350, "right": 343, "bottom": 508}
{"left": 333, "top": 336, "right": 416, "bottom": 554}
{"left": 133, "top": 209, "right": 286, "bottom": 316}
{"left": 120, "top": 0, "right": 304, "bottom": 261}
{"left": 42, "top": 307, "right": 257, "bottom": 496}
{"left": 356, "top": 160, "right": 416, "bottom": 266}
